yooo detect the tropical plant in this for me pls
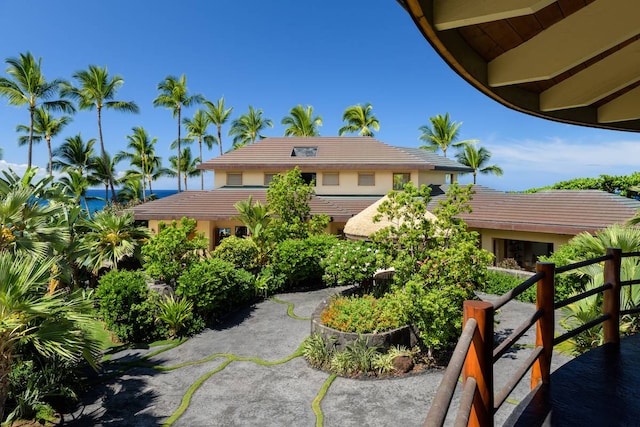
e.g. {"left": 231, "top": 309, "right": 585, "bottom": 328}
{"left": 184, "top": 109, "right": 216, "bottom": 189}
{"left": 234, "top": 196, "right": 272, "bottom": 265}
{"left": 17, "top": 107, "right": 72, "bottom": 175}
{"left": 228, "top": 105, "right": 273, "bottom": 149}
{"left": 155, "top": 295, "right": 195, "bottom": 339}
{"left": 79, "top": 210, "right": 149, "bottom": 275}
{"left": 281, "top": 104, "right": 322, "bottom": 136}
{"left": 322, "top": 241, "right": 383, "bottom": 288}
{"left": 89, "top": 151, "right": 119, "bottom": 202}
{"left": 168, "top": 146, "right": 200, "bottom": 191}
{"left": 454, "top": 143, "right": 503, "bottom": 184}
{"left": 418, "top": 113, "right": 476, "bottom": 157}
{"left": 203, "top": 96, "right": 233, "bottom": 156}
{"left": 142, "top": 217, "right": 208, "bottom": 287}
{"left": 153, "top": 74, "right": 203, "bottom": 192}
{"left": 338, "top": 103, "right": 379, "bottom": 137}
{"left": 58, "top": 169, "right": 92, "bottom": 212}
{"left": 0, "top": 252, "right": 101, "bottom": 422}
{"left": 0, "top": 52, "right": 75, "bottom": 168}
{"left": 62, "top": 65, "right": 139, "bottom": 201}
{"left": 211, "top": 235, "right": 258, "bottom": 270}
{"left": 303, "top": 333, "right": 335, "bottom": 369}
{"left": 320, "top": 294, "right": 407, "bottom": 333}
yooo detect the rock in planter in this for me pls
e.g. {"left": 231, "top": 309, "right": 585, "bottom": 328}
{"left": 147, "top": 281, "right": 174, "bottom": 297}
{"left": 392, "top": 355, "right": 414, "bottom": 373}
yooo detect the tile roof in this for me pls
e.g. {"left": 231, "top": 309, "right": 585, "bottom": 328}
{"left": 128, "top": 188, "right": 382, "bottom": 223}
{"left": 429, "top": 186, "right": 640, "bottom": 235}
{"left": 198, "top": 137, "right": 473, "bottom": 172}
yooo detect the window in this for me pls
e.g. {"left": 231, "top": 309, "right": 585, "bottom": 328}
{"left": 291, "top": 146, "right": 318, "bottom": 157}
{"left": 358, "top": 172, "right": 375, "bottom": 186}
{"left": 393, "top": 173, "right": 411, "bottom": 190}
{"left": 264, "top": 173, "right": 277, "bottom": 186}
{"left": 215, "top": 227, "right": 231, "bottom": 246}
{"left": 301, "top": 172, "right": 317, "bottom": 185}
{"left": 235, "top": 226, "right": 248, "bottom": 237}
{"left": 322, "top": 172, "right": 339, "bottom": 186}
{"left": 226, "top": 173, "right": 242, "bottom": 186}
{"left": 445, "top": 173, "right": 455, "bottom": 184}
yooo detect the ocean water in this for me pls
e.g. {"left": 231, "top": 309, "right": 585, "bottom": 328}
{"left": 84, "top": 189, "right": 178, "bottom": 213}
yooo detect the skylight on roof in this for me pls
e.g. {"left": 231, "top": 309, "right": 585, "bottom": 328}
{"left": 291, "top": 146, "right": 318, "bottom": 157}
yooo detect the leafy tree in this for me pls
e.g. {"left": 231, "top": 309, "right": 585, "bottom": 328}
{"left": 142, "top": 217, "right": 208, "bottom": 287}
{"left": 62, "top": 65, "right": 139, "bottom": 201}
{"left": 266, "top": 167, "right": 329, "bottom": 241}
{"left": 183, "top": 109, "right": 216, "bottom": 189}
{"left": 0, "top": 52, "right": 75, "bottom": 168}
{"left": 0, "top": 252, "right": 101, "bottom": 422}
{"left": 229, "top": 105, "right": 273, "bottom": 149}
{"left": 58, "top": 169, "right": 92, "bottom": 212}
{"left": 234, "top": 196, "right": 272, "bottom": 265}
{"left": 338, "top": 103, "right": 379, "bottom": 137}
{"left": 281, "top": 104, "right": 322, "bottom": 136}
{"left": 79, "top": 210, "right": 149, "bottom": 275}
{"left": 153, "top": 74, "right": 203, "bottom": 192}
{"left": 17, "top": 107, "right": 72, "bottom": 175}
{"left": 168, "top": 147, "right": 200, "bottom": 191}
{"left": 203, "top": 96, "right": 233, "bottom": 156}
{"left": 454, "top": 143, "right": 503, "bottom": 184}
{"left": 418, "top": 113, "right": 476, "bottom": 157}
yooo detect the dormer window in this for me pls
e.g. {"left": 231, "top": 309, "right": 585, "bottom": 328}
{"left": 291, "top": 146, "right": 318, "bottom": 157}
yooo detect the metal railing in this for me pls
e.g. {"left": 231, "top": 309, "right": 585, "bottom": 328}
{"left": 424, "top": 248, "right": 636, "bottom": 427}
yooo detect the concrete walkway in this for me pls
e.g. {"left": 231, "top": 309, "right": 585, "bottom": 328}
{"left": 63, "top": 287, "right": 572, "bottom": 426}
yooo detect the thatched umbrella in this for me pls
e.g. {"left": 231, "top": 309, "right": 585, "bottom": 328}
{"left": 343, "top": 196, "right": 437, "bottom": 241}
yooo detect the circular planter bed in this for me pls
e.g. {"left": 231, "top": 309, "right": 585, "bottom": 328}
{"left": 310, "top": 296, "right": 420, "bottom": 352}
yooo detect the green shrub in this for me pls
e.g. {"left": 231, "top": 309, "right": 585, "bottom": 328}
{"left": 270, "top": 234, "right": 338, "bottom": 289}
{"left": 303, "top": 333, "right": 335, "bottom": 369}
{"left": 95, "top": 270, "right": 162, "bottom": 343}
{"left": 212, "top": 236, "right": 258, "bottom": 271}
{"left": 539, "top": 244, "right": 589, "bottom": 301}
{"left": 320, "top": 294, "right": 407, "bottom": 333}
{"left": 142, "top": 217, "right": 208, "bottom": 287}
{"left": 322, "top": 241, "right": 383, "bottom": 288}
{"left": 176, "top": 258, "right": 254, "bottom": 320}
{"left": 255, "top": 266, "right": 286, "bottom": 297}
{"left": 396, "top": 281, "right": 474, "bottom": 354}
{"left": 481, "top": 270, "right": 536, "bottom": 303}
{"left": 155, "top": 295, "right": 203, "bottom": 339}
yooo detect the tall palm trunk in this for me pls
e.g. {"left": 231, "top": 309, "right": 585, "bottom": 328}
{"left": 0, "top": 344, "right": 13, "bottom": 422}
{"left": 141, "top": 155, "right": 147, "bottom": 202}
{"left": 177, "top": 107, "right": 182, "bottom": 192}
{"left": 28, "top": 105, "right": 35, "bottom": 169}
{"left": 473, "top": 171, "right": 477, "bottom": 184}
{"left": 217, "top": 125, "right": 223, "bottom": 157}
{"left": 46, "top": 135, "right": 53, "bottom": 176}
{"left": 97, "top": 107, "right": 117, "bottom": 202}
{"left": 198, "top": 136, "right": 204, "bottom": 190}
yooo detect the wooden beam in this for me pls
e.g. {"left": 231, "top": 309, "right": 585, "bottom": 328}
{"left": 489, "top": 0, "right": 640, "bottom": 86}
{"left": 540, "top": 39, "right": 640, "bottom": 111}
{"left": 433, "top": 0, "right": 555, "bottom": 30}
{"left": 598, "top": 86, "right": 640, "bottom": 123}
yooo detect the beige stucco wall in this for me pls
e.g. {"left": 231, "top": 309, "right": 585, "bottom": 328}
{"left": 417, "top": 171, "right": 456, "bottom": 186}
{"left": 472, "top": 227, "right": 571, "bottom": 264}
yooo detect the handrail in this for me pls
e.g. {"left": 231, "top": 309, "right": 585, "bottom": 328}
{"left": 424, "top": 247, "right": 640, "bottom": 427}
{"left": 423, "top": 318, "right": 478, "bottom": 427}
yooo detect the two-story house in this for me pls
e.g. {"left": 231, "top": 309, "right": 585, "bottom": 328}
{"left": 129, "top": 136, "right": 472, "bottom": 250}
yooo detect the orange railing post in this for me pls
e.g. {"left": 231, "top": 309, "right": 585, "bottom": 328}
{"left": 463, "top": 300, "right": 494, "bottom": 427}
{"left": 531, "top": 262, "right": 555, "bottom": 389}
{"left": 603, "top": 247, "right": 622, "bottom": 345}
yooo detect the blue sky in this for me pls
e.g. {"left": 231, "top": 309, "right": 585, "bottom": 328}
{"left": 0, "top": 0, "right": 638, "bottom": 192}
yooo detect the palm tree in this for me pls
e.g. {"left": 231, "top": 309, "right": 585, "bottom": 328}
{"left": 115, "top": 127, "right": 158, "bottom": 202}
{"left": 17, "top": 107, "right": 72, "bottom": 175}
{"left": 79, "top": 210, "right": 149, "bottom": 275}
{"left": 183, "top": 109, "right": 216, "bottom": 190}
{"left": 0, "top": 52, "right": 75, "bottom": 168}
{"left": 419, "top": 113, "right": 476, "bottom": 157}
{"left": 454, "top": 143, "right": 503, "bottom": 184}
{"left": 53, "top": 133, "right": 98, "bottom": 181}
{"left": 338, "top": 103, "right": 379, "bottom": 137}
{"left": 168, "top": 147, "right": 200, "bottom": 191}
{"left": 281, "top": 104, "right": 322, "bottom": 136}
{"left": 153, "top": 74, "right": 204, "bottom": 192}
{"left": 0, "top": 252, "right": 101, "bottom": 422}
{"left": 58, "top": 169, "right": 92, "bottom": 212}
{"left": 234, "top": 196, "right": 272, "bottom": 265}
{"left": 62, "top": 65, "right": 139, "bottom": 201}
{"left": 90, "top": 152, "right": 119, "bottom": 202}
{"left": 204, "top": 96, "right": 233, "bottom": 156}
{"left": 229, "top": 105, "right": 273, "bottom": 149}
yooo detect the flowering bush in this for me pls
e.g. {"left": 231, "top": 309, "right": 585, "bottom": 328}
{"left": 322, "top": 241, "right": 383, "bottom": 287}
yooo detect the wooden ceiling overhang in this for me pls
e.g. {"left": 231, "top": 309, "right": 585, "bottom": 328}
{"left": 399, "top": 0, "right": 640, "bottom": 131}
